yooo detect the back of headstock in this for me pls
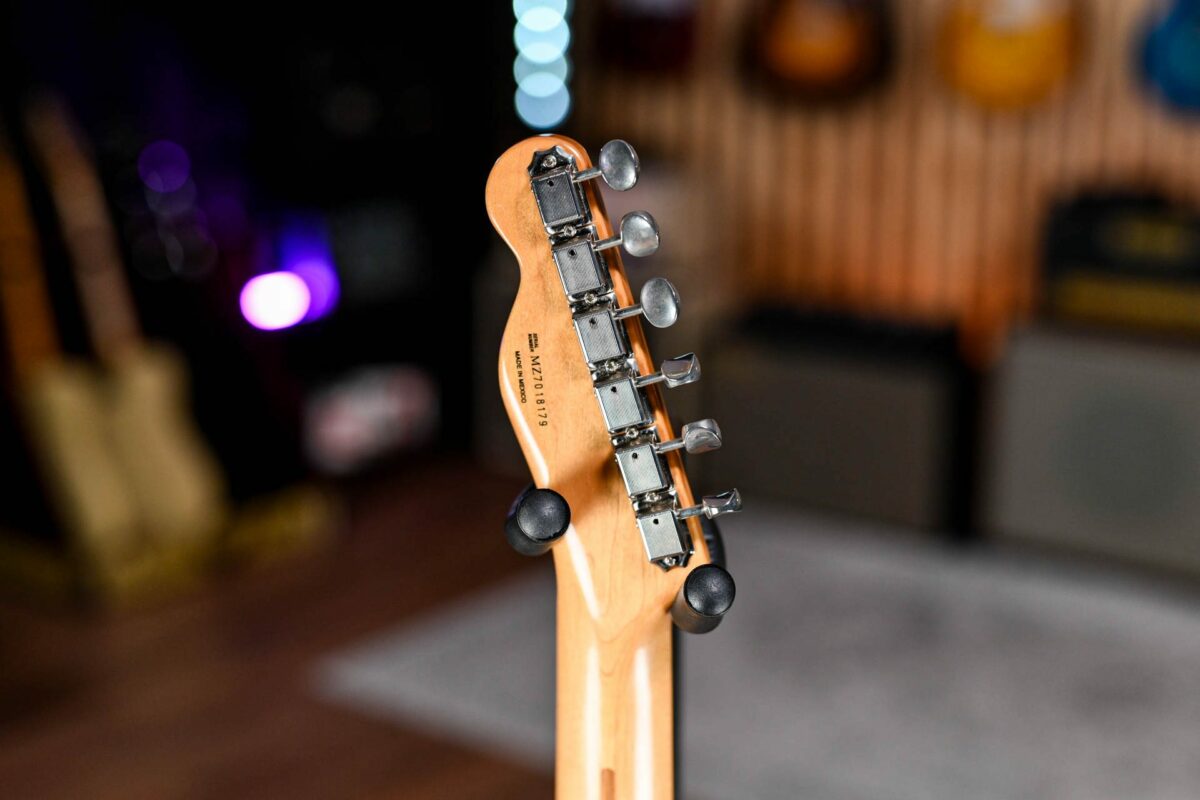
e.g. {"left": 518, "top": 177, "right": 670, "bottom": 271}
{"left": 486, "top": 134, "right": 739, "bottom": 626}
{"left": 486, "top": 132, "right": 740, "bottom": 799}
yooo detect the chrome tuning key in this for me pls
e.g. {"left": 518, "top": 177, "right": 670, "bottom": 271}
{"left": 635, "top": 490, "right": 741, "bottom": 565}
{"left": 593, "top": 211, "right": 660, "bottom": 258}
{"left": 635, "top": 353, "right": 700, "bottom": 389}
{"left": 613, "top": 277, "right": 679, "bottom": 328}
{"left": 655, "top": 419, "right": 723, "bottom": 455}
{"left": 572, "top": 139, "right": 640, "bottom": 191}
{"left": 572, "top": 277, "right": 679, "bottom": 366}
{"left": 525, "top": 138, "right": 745, "bottom": 573}
{"left": 677, "top": 490, "right": 743, "bottom": 521}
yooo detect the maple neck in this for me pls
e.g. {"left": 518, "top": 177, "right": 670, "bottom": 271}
{"left": 489, "top": 132, "right": 742, "bottom": 799}
{"left": 491, "top": 136, "right": 701, "bottom": 799}
{"left": 553, "top": 553, "right": 675, "bottom": 800}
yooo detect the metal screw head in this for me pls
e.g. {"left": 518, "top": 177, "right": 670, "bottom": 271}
{"left": 620, "top": 211, "right": 660, "bottom": 258}
{"left": 640, "top": 277, "right": 679, "bottom": 328}
{"left": 660, "top": 353, "right": 700, "bottom": 388}
{"left": 681, "top": 419, "right": 723, "bottom": 454}
{"left": 599, "top": 139, "right": 640, "bottom": 191}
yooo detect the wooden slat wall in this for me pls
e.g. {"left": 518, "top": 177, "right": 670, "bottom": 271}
{"left": 575, "top": 0, "right": 1200, "bottom": 360}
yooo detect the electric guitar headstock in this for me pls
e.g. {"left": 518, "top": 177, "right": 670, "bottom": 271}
{"left": 486, "top": 133, "right": 738, "bottom": 797}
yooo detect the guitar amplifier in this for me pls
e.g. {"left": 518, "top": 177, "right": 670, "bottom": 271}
{"left": 985, "top": 326, "right": 1200, "bottom": 572}
{"left": 701, "top": 311, "right": 971, "bottom": 532}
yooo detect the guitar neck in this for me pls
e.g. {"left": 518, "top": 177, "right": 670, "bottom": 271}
{"left": 0, "top": 134, "right": 61, "bottom": 384}
{"left": 490, "top": 133, "right": 740, "bottom": 799}
{"left": 25, "top": 97, "right": 142, "bottom": 363}
{"left": 555, "top": 558, "right": 676, "bottom": 799}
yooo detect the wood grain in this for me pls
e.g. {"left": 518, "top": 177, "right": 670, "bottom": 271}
{"left": 486, "top": 135, "right": 713, "bottom": 800}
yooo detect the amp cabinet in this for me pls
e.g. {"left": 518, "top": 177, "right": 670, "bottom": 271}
{"left": 986, "top": 327, "right": 1200, "bottom": 571}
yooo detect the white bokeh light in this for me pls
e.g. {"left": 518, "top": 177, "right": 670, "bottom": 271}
{"left": 240, "top": 272, "right": 312, "bottom": 331}
{"left": 514, "top": 2, "right": 572, "bottom": 129}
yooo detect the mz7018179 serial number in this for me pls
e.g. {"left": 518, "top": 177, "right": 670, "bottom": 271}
{"left": 514, "top": 332, "right": 548, "bottom": 426}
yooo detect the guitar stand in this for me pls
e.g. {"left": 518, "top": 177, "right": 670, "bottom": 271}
{"left": 505, "top": 485, "right": 736, "bottom": 634}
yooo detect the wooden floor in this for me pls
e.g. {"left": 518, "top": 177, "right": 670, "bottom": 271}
{"left": 0, "top": 459, "right": 555, "bottom": 799}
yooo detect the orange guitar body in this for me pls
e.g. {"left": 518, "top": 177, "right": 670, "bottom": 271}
{"left": 754, "top": 0, "right": 892, "bottom": 101}
{"left": 940, "top": 0, "right": 1080, "bottom": 110}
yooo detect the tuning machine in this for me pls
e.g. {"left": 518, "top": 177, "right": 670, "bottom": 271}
{"left": 593, "top": 210, "right": 660, "bottom": 258}
{"left": 636, "top": 353, "right": 700, "bottom": 389}
{"left": 677, "top": 489, "right": 743, "bottom": 521}
{"left": 572, "top": 139, "right": 640, "bottom": 191}
{"left": 613, "top": 277, "right": 679, "bottom": 328}
{"left": 594, "top": 354, "right": 700, "bottom": 433}
{"left": 614, "top": 419, "right": 723, "bottom": 498}
{"left": 655, "top": 419, "right": 722, "bottom": 454}
{"left": 572, "top": 278, "right": 679, "bottom": 366}
{"left": 635, "top": 490, "right": 742, "bottom": 565}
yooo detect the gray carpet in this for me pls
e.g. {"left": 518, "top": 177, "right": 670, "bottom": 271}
{"left": 314, "top": 507, "right": 1200, "bottom": 800}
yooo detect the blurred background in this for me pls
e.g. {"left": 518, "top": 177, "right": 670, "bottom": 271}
{"left": 2, "top": 0, "right": 1200, "bottom": 797}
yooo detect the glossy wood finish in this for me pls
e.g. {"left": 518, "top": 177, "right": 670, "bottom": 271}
{"left": 487, "top": 135, "right": 712, "bottom": 800}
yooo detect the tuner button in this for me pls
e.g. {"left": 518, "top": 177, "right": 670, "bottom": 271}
{"left": 619, "top": 211, "right": 660, "bottom": 257}
{"left": 636, "top": 353, "right": 700, "bottom": 389}
{"left": 639, "top": 277, "right": 679, "bottom": 327}
{"left": 599, "top": 139, "right": 640, "bottom": 191}
{"left": 592, "top": 211, "right": 661, "bottom": 258}
{"left": 671, "top": 564, "right": 735, "bottom": 634}
{"left": 678, "top": 489, "right": 743, "bottom": 521}
{"left": 611, "top": 277, "right": 679, "bottom": 329}
{"left": 655, "top": 419, "right": 723, "bottom": 455}
{"left": 572, "top": 139, "right": 640, "bottom": 191}
{"left": 505, "top": 486, "right": 571, "bottom": 557}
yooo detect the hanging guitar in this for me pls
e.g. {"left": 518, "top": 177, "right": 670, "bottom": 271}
{"left": 749, "top": 0, "right": 893, "bottom": 103}
{"left": 486, "top": 136, "right": 740, "bottom": 799}
{"left": 938, "top": 0, "right": 1080, "bottom": 110}
{"left": 1141, "top": 0, "right": 1200, "bottom": 114}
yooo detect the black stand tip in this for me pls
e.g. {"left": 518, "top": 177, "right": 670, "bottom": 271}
{"left": 505, "top": 485, "right": 571, "bottom": 557}
{"left": 671, "top": 563, "right": 735, "bottom": 634}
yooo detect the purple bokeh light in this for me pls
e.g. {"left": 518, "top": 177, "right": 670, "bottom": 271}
{"left": 137, "top": 140, "right": 192, "bottom": 194}
{"left": 278, "top": 218, "right": 340, "bottom": 321}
